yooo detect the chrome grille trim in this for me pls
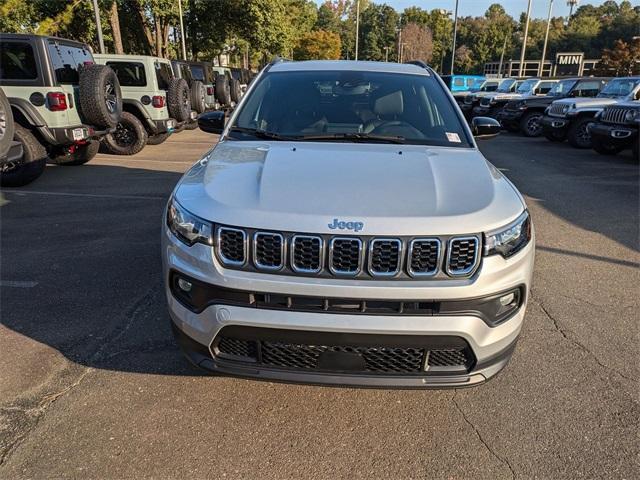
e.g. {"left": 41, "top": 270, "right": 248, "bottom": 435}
{"left": 601, "top": 107, "right": 633, "bottom": 125}
{"left": 407, "top": 238, "right": 441, "bottom": 277}
{"left": 252, "top": 231, "right": 285, "bottom": 271}
{"left": 549, "top": 103, "right": 566, "bottom": 117}
{"left": 368, "top": 238, "right": 403, "bottom": 277}
{"left": 446, "top": 236, "right": 480, "bottom": 277}
{"left": 290, "top": 235, "right": 324, "bottom": 274}
{"left": 329, "top": 237, "right": 363, "bottom": 276}
{"left": 216, "top": 227, "right": 247, "bottom": 266}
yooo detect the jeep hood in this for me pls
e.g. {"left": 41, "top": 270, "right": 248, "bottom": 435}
{"left": 553, "top": 97, "right": 620, "bottom": 109}
{"left": 174, "top": 141, "right": 525, "bottom": 236}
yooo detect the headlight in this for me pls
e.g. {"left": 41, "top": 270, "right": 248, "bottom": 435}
{"left": 625, "top": 109, "right": 638, "bottom": 122}
{"left": 484, "top": 210, "right": 532, "bottom": 258}
{"left": 516, "top": 100, "right": 527, "bottom": 109}
{"left": 166, "top": 198, "right": 213, "bottom": 246}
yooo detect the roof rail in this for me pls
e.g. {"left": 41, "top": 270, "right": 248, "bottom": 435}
{"left": 404, "top": 60, "right": 434, "bottom": 76}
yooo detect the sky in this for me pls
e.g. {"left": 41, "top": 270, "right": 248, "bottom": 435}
{"left": 315, "top": 1, "right": 638, "bottom": 20}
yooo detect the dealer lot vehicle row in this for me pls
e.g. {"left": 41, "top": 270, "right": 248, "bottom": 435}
{"left": 0, "top": 129, "right": 637, "bottom": 478}
{"left": 459, "top": 75, "right": 639, "bottom": 161}
{"left": 0, "top": 33, "right": 253, "bottom": 187}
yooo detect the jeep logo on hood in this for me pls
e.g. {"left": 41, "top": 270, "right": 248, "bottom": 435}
{"left": 328, "top": 218, "right": 364, "bottom": 232}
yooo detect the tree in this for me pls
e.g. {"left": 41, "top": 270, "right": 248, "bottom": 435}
{"left": 294, "top": 30, "right": 341, "bottom": 60}
{"left": 594, "top": 38, "right": 640, "bottom": 76}
{"left": 455, "top": 45, "right": 474, "bottom": 73}
{"left": 400, "top": 22, "right": 432, "bottom": 64}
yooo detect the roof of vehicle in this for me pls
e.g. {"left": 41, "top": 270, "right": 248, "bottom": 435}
{"left": 268, "top": 60, "right": 431, "bottom": 76}
{"left": 0, "top": 33, "right": 87, "bottom": 48}
{"left": 94, "top": 53, "right": 170, "bottom": 63}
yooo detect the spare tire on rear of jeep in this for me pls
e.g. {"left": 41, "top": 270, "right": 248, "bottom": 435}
{"left": 190, "top": 80, "right": 206, "bottom": 114}
{"left": 79, "top": 64, "right": 122, "bottom": 129}
{"left": 167, "top": 78, "right": 191, "bottom": 122}
{"left": 230, "top": 78, "right": 242, "bottom": 104}
{"left": 215, "top": 74, "right": 231, "bottom": 106}
{"left": 0, "top": 88, "right": 15, "bottom": 159}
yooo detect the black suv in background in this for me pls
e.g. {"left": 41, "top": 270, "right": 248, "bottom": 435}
{"left": 499, "top": 77, "right": 608, "bottom": 137}
{"left": 590, "top": 101, "right": 639, "bottom": 160}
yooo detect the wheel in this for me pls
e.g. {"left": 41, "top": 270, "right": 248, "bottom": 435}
{"left": 190, "top": 80, "right": 206, "bottom": 114}
{"left": 184, "top": 120, "right": 199, "bottom": 130}
{"left": 1, "top": 125, "right": 47, "bottom": 187}
{"left": 230, "top": 78, "right": 242, "bottom": 103}
{"left": 167, "top": 79, "right": 191, "bottom": 122}
{"left": 567, "top": 117, "right": 595, "bottom": 149}
{"left": 215, "top": 74, "right": 231, "bottom": 106}
{"left": 520, "top": 111, "right": 544, "bottom": 137}
{"left": 51, "top": 141, "right": 100, "bottom": 166}
{"left": 0, "top": 88, "right": 15, "bottom": 159}
{"left": 100, "top": 111, "right": 148, "bottom": 155}
{"left": 146, "top": 132, "right": 171, "bottom": 145}
{"left": 79, "top": 64, "right": 122, "bottom": 128}
{"left": 591, "top": 136, "right": 624, "bottom": 156}
{"left": 543, "top": 130, "right": 566, "bottom": 142}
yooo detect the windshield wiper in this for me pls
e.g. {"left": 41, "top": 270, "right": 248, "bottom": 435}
{"left": 228, "top": 126, "right": 296, "bottom": 141}
{"left": 297, "top": 133, "right": 406, "bottom": 144}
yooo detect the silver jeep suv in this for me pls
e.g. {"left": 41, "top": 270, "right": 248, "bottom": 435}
{"left": 163, "top": 60, "right": 535, "bottom": 388}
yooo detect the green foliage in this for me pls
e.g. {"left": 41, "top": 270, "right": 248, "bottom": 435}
{"left": 294, "top": 30, "right": 341, "bottom": 60}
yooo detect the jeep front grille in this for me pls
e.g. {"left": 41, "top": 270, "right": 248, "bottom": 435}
{"left": 214, "top": 225, "right": 480, "bottom": 280}
{"left": 601, "top": 107, "right": 634, "bottom": 125}
{"left": 464, "top": 95, "right": 474, "bottom": 105}
{"left": 214, "top": 327, "right": 475, "bottom": 375}
{"left": 549, "top": 103, "right": 566, "bottom": 116}
{"left": 446, "top": 237, "right": 480, "bottom": 276}
{"left": 480, "top": 97, "right": 491, "bottom": 107}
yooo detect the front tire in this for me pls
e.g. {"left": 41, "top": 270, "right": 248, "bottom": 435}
{"left": 520, "top": 111, "right": 544, "bottom": 137}
{"left": 1, "top": 125, "right": 47, "bottom": 187}
{"left": 101, "top": 112, "right": 148, "bottom": 155}
{"left": 567, "top": 117, "right": 594, "bottom": 149}
{"left": 147, "top": 132, "right": 171, "bottom": 145}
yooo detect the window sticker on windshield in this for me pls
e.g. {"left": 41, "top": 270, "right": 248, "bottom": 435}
{"left": 446, "top": 132, "right": 461, "bottom": 143}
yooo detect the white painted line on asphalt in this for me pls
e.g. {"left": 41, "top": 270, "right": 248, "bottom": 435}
{"left": 4, "top": 191, "right": 166, "bottom": 201}
{"left": 0, "top": 280, "right": 39, "bottom": 288}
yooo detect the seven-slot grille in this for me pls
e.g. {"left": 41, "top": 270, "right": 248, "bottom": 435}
{"left": 549, "top": 103, "right": 567, "bottom": 116}
{"left": 601, "top": 107, "right": 634, "bottom": 125}
{"left": 215, "top": 226, "right": 481, "bottom": 279}
{"left": 446, "top": 237, "right": 479, "bottom": 276}
{"left": 464, "top": 95, "right": 474, "bottom": 105}
{"left": 253, "top": 232, "right": 284, "bottom": 270}
{"left": 480, "top": 97, "right": 492, "bottom": 107}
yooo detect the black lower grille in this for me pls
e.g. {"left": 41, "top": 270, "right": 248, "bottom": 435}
{"left": 213, "top": 327, "right": 474, "bottom": 375}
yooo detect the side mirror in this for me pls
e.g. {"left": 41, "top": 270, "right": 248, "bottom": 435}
{"left": 198, "top": 111, "right": 225, "bottom": 134}
{"left": 472, "top": 117, "right": 501, "bottom": 139}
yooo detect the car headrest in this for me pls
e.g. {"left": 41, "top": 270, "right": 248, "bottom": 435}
{"left": 374, "top": 90, "right": 403, "bottom": 117}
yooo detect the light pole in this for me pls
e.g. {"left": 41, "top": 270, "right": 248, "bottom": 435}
{"left": 539, "top": 0, "right": 554, "bottom": 77}
{"left": 178, "top": 0, "right": 187, "bottom": 60}
{"left": 567, "top": 0, "right": 579, "bottom": 19}
{"left": 450, "top": 0, "right": 460, "bottom": 75}
{"left": 518, "top": 0, "right": 533, "bottom": 77}
{"left": 91, "top": 0, "right": 105, "bottom": 54}
{"left": 355, "top": 0, "right": 360, "bottom": 61}
{"left": 384, "top": 46, "right": 390, "bottom": 62}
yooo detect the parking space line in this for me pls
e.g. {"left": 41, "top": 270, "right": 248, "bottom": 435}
{"left": 0, "top": 281, "right": 39, "bottom": 288}
{"left": 3, "top": 191, "right": 166, "bottom": 201}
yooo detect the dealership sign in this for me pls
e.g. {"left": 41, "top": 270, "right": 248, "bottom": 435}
{"left": 555, "top": 52, "right": 584, "bottom": 76}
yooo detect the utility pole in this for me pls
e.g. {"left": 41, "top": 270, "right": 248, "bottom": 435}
{"left": 355, "top": 0, "right": 360, "bottom": 61}
{"left": 539, "top": 0, "right": 554, "bottom": 77}
{"left": 567, "top": 0, "right": 579, "bottom": 19}
{"left": 91, "top": 0, "right": 105, "bottom": 54}
{"left": 178, "top": 0, "right": 187, "bottom": 60}
{"left": 397, "top": 26, "right": 402, "bottom": 63}
{"left": 450, "top": 0, "right": 460, "bottom": 75}
{"left": 384, "top": 46, "right": 389, "bottom": 62}
{"left": 497, "top": 34, "right": 508, "bottom": 78}
{"left": 518, "top": 0, "right": 533, "bottom": 77}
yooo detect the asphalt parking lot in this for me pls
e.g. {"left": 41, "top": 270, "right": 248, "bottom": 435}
{"left": 1, "top": 129, "right": 638, "bottom": 479}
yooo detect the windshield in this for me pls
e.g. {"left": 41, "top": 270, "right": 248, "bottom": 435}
{"left": 232, "top": 70, "right": 471, "bottom": 147}
{"left": 516, "top": 79, "right": 538, "bottom": 94}
{"left": 599, "top": 78, "right": 639, "bottom": 98}
{"left": 497, "top": 79, "right": 516, "bottom": 93}
{"left": 549, "top": 79, "right": 577, "bottom": 96}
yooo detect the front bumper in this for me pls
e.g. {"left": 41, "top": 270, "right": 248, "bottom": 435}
{"left": 473, "top": 105, "right": 502, "bottom": 118}
{"left": 498, "top": 109, "right": 524, "bottom": 126}
{"left": 151, "top": 118, "right": 177, "bottom": 135}
{"left": 540, "top": 115, "right": 570, "bottom": 134}
{"left": 162, "top": 225, "right": 534, "bottom": 388}
{"left": 589, "top": 122, "right": 638, "bottom": 147}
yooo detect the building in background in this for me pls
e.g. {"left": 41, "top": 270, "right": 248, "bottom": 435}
{"left": 484, "top": 52, "right": 600, "bottom": 77}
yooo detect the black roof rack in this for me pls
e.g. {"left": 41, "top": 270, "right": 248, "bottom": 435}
{"left": 404, "top": 60, "right": 434, "bottom": 75}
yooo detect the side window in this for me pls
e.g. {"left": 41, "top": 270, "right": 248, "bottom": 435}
{"left": 465, "top": 78, "right": 475, "bottom": 87}
{"left": 538, "top": 82, "right": 555, "bottom": 94}
{"left": 0, "top": 42, "right": 38, "bottom": 80}
{"left": 155, "top": 62, "right": 173, "bottom": 90}
{"left": 574, "top": 80, "right": 601, "bottom": 97}
{"left": 47, "top": 41, "right": 93, "bottom": 84}
{"left": 453, "top": 77, "right": 464, "bottom": 87}
{"left": 190, "top": 65, "right": 205, "bottom": 82}
{"left": 106, "top": 61, "right": 146, "bottom": 87}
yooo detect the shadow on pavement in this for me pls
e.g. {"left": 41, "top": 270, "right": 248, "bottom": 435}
{"left": 1, "top": 163, "right": 205, "bottom": 377}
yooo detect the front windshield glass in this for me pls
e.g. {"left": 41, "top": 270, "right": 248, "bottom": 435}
{"left": 549, "top": 79, "right": 577, "bottom": 96}
{"left": 232, "top": 70, "right": 471, "bottom": 147}
{"left": 497, "top": 79, "right": 516, "bottom": 93}
{"left": 599, "top": 78, "right": 640, "bottom": 98}
{"left": 517, "top": 79, "right": 538, "bottom": 94}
